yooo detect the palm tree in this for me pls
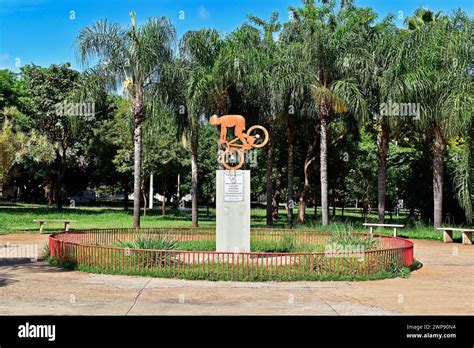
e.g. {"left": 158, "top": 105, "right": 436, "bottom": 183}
{"left": 213, "top": 16, "right": 286, "bottom": 226}
{"left": 77, "top": 12, "right": 176, "bottom": 227}
{"left": 405, "top": 8, "right": 444, "bottom": 31}
{"left": 242, "top": 13, "right": 284, "bottom": 227}
{"left": 402, "top": 11, "right": 473, "bottom": 227}
{"left": 342, "top": 15, "right": 407, "bottom": 223}
{"left": 279, "top": 27, "right": 313, "bottom": 224}
{"left": 280, "top": 18, "right": 318, "bottom": 223}
{"left": 179, "top": 29, "right": 225, "bottom": 227}
{"left": 291, "top": 1, "right": 368, "bottom": 225}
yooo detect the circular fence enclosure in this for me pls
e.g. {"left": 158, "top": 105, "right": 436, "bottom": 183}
{"left": 49, "top": 228, "right": 414, "bottom": 282}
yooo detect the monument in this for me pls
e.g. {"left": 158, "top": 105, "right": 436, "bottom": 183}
{"left": 210, "top": 114, "right": 268, "bottom": 252}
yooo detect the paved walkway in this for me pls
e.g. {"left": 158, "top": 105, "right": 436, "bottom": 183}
{"left": 0, "top": 234, "right": 472, "bottom": 315}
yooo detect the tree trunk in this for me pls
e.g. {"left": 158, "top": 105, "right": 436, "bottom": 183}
{"left": 265, "top": 122, "right": 274, "bottom": 227}
{"left": 177, "top": 173, "right": 180, "bottom": 200}
{"left": 433, "top": 126, "right": 446, "bottom": 228}
{"left": 123, "top": 179, "right": 129, "bottom": 211}
{"left": 320, "top": 103, "right": 329, "bottom": 226}
{"left": 314, "top": 191, "right": 319, "bottom": 219}
{"left": 149, "top": 173, "right": 154, "bottom": 210}
{"left": 287, "top": 116, "right": 294, "bottom": 225}
{"left": 297, "top": 190, "right": 305, "bottom": 223}
{"left": 297, "top": 159, "right": 313, "bottom": 223}
{"left": 56, "top": 171, "right": 62, "bottom": 210}
{"left": 47, "top": 180, "right": 53, "bottom": 206}
{"left": 377, "top": 122, "right": 390, "bottom": 223}
{"left": 142, "top": 180, "right": 147, "bottom": 217}
{"left": 161, "top": 173, "right": 166, "bottom": 216}
{"left": 297, "top": 132, "right": 317, "bottom": 223}
{"left": 55, "top": 148, "right": 64, "bottom": 210}
{"left": 132, "top": 96, "right": 144, "bottom": 228}
{"left": 191, "top": 128, "right": 199, "bottom": 228}
{"left": 206, "top": 192, "right": 210, "bottom": 218}
{"left": 363, "top": 200, "right": 368, "bottom": 221}
{"left": 273, "top": 170, "right": 282, "bottom": 220}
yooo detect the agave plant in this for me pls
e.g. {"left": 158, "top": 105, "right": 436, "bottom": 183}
{"left": 330, "top": 225, "right": 377, "bottom": 251}
{"left": 117, "top": 235, "right": 180, "bottom": 250}
{"left": 117, "top": 235, "right": 180, "bottom": 267}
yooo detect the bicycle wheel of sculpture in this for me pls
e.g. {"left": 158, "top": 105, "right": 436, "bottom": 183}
{"left": 220, "top": 149, "right": 245, "bottom": 170}
{"left": 246, "top": 125, "right": 269, "bottom": 148}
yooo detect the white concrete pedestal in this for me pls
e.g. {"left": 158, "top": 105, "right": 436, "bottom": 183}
{"left": 216, "top": 170, "right": 250, "bottom": 252}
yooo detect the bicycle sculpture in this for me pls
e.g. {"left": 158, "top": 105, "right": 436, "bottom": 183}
{"left": 210, "top": 114, "right": 269, "bottom": 170}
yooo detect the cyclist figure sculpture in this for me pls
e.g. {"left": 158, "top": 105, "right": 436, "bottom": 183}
{"left": 210, "top": 114, "right": 251, "bottom": 149}
{"left": 210, "top": 114, "right": 269, "bottom": 170}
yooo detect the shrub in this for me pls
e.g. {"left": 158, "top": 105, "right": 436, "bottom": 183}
{"left": 47, "top": 256, "right": 75, "bottom": 269}
{"left": 116, "top": 235, "right": 180, "bottom": 267}
{"left": 41, "top": 243, "right": 50, "bottom": 261}
{"left": 117, "top": 235, "right": 180, "bottom": 251}
{"left": 330, "top": 225, "right": 377, "bottom": 250}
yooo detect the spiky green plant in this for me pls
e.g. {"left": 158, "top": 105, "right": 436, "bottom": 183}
{"left": 117, "top": 235, "right": 180, "bottom": 267}
{"left": 117, "top": 235, "right": 179, "bottom": 251}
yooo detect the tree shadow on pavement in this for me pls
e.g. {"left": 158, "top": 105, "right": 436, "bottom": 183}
{"left": 0, "top": 258, "right": 74, "bottom": 273}
{"left": 0, "top": 277, "right": 19, "bottom": 288}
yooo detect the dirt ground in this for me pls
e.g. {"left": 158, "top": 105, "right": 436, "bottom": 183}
{"left": 0, "top": 233, "right": 472, "bottom": 315}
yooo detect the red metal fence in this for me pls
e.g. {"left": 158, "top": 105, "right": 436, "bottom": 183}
{"left": 49, "top": 228, "right": 414, "bottom": 281}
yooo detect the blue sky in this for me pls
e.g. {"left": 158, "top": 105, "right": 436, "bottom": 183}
{"left": 0, "top": 0, "right": 472, "bottom": 72}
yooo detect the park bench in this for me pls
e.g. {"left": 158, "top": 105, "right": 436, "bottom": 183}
{"left": 436, "top": 227, "right": 473, "bottom": 245}
{"left": 33, "top": 219, "right": 76, "bottom": 234}
{"left": 363, "top": 223, "right": 405, "bottom": 237}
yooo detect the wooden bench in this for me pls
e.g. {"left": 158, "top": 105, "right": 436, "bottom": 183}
{"left": 436, "top": 227, "right": 473, "bottom": 245}
{"left": 363, "top": 223, "right": 405, "bottom": 237}
{"left": 33, "top": 219, "right": 76, "bottom": 234}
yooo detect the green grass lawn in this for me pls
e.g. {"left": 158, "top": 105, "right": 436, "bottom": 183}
{"left": 0, "top": 202, "right": 464, "bottom": 241}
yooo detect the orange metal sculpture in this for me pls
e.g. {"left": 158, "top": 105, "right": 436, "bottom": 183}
{"left": 210, "top": 114, "right": 269, "bottom": 170}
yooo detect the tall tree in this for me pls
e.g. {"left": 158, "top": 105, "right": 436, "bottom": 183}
{"left": 0, "top": 106, "right": 54, "bottom": 193}
{"left": 281, "top": 14, "right": 318, "bottom": 223}
{"left": 22, "top": 63, "right": 84, "bottom": 209}
{"left": 243, "top": 13, "right": 284, "bottom": 227}
{"left": 291, "top": 1, "right": 369, "bottom": 225}
{"left": 0, "top": 107, "right": 26, "bottom": 183}
{"left": 402, "top": 10, "right": 473, "bottom": 227}
{"left": 77, "top": 12, "right": 176, "bottom": 227}
{"left": 179, "top": 29, "right": 224, "bottom": 227}
{"left": 0, "top": 70, "right": 25, "bottom": 111}
{"left": 280, "top": 17, "right": 318, "bottom": 224}
{"left": 342, "top": 14, "right": 407, "bottom": 223}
